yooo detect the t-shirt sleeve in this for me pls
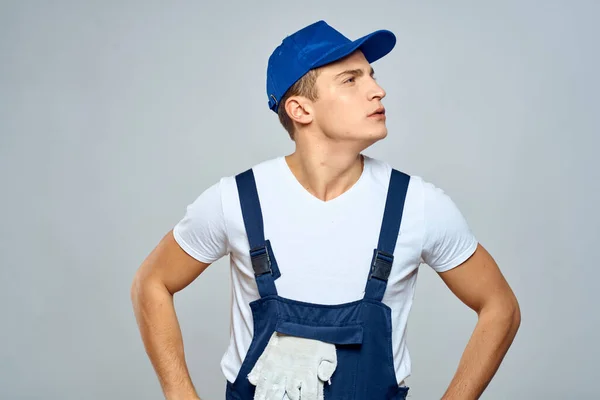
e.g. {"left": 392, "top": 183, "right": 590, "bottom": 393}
{"left": 172, "top": 179, "right": 230, "bottom": 264}
{"left": 420, "top": 180, "right": 478, "bottom": 273}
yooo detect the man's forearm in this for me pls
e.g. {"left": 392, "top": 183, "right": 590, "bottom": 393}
{"left": 441, "top": 303, "right": 521, "bottom": 400}
{"left": 131, "top": 279, "right": 200, "bottom": 400}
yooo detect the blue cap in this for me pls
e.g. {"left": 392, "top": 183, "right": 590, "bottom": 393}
{"left": 266, "top": 20, "right": 396, "bottom": 113}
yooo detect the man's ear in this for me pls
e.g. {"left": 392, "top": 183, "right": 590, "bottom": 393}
{"left": 285, "top": 96, "right": 314, "bottom": 127}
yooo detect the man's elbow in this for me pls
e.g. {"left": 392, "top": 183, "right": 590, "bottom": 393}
{"left": 482, "top": 292, "right": 521, "bottom": 335}
{"left": 130, "top": 271, "right": 143, "bottom": 304}
{"left": 500, "top": 294, "right": 521, "bottom": 336}
{"left": 130, "top": 267, "right": 166, "bottom": 306}
{"left": 130, "top": 270, "right": 146, "bottom": 307}
{"left": 510, "top": 297, "right": 522, "bottom": 333}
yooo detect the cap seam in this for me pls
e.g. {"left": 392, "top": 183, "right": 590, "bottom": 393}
{"left": 268, "top": 70, "right": 279, "bottom": 98}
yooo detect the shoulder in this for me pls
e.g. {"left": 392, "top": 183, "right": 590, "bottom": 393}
{"left": 218, "top": 156, "right": 284, "bottom": 194}
{"left": 418, "top": 177, "right": 478, "bottom": 272}
{"left": 363, "top": 155, "right": 426, "bottom": 198}
{"left": 365, "top": 156, "right": 477, "bottom": 271}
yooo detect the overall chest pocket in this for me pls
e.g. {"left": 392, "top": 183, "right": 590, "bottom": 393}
{"left": 322, "top": 343, "right": 361, "bottom": 400}
{"left": 275, "top": 320, "right": 364, "bottom": 400}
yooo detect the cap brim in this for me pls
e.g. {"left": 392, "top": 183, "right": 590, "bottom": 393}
{"left": 311, "top": 29, "right": 396, "bottom": 69}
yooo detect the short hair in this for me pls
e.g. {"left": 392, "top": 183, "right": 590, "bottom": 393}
{"left": 276, "top": 68, "right": 321, "bottom": 141}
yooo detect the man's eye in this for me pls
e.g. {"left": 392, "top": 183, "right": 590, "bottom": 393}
{"left": 344, "top": 77, "right": 355, "bottom": 83}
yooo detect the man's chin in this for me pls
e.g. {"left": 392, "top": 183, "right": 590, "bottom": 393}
{"left": 369, "top": 128, "right": 388, "bottom": 142}
{"left": 356, "top": 130, "right": 388, "bottom": 150}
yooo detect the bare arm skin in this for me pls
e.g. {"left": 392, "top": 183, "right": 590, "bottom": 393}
{"left": 131, "top": 230, "right": 211, "bottom": 400}
{"left": 438, "top": 244, "right": 521, "bottom": 399}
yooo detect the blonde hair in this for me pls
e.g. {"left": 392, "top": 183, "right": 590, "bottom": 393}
{"left": 277, "top": 69, "right": 321, "bottom": 140}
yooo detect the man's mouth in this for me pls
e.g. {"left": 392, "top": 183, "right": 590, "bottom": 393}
{"left": 368, "top": 107, "right": 386, "bottom": 117}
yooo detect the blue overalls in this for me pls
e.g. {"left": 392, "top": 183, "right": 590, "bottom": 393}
{"left": 226, "top": 167, "right": 411, "bottom": 400}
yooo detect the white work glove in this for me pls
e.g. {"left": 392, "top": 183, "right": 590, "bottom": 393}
{"left": 247, "top": 332, "right": 337, "bottom": 400}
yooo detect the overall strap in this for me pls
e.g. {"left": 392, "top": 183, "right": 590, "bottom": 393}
{"left": 364, "top": 169, "right": 410, "bottom": 302}
{"left": 235, "top": 169, "right": 280, "bottom": 298}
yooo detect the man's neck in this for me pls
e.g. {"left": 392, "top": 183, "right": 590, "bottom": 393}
{"left": 285, "top": 145, "right": 365, "bottom": 203}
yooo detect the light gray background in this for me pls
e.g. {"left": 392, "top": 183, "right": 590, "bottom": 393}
{"left": 1, "top": 1, "right": 598, "bottom": 399}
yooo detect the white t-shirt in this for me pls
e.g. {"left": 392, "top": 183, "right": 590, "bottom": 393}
{"left": 173, "top": 155, "right": 478, "bottom": 385}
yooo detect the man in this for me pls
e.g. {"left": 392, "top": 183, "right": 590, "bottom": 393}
{"left": 131, "top": 20, "right": 521, "bottom": 400}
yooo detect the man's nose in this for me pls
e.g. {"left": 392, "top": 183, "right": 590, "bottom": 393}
{"left": 369, "top": 79, "right": 386, "bottom": 100}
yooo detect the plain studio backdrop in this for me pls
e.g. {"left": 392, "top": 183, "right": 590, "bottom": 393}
{"left": 1, "top": 1, "right": 598, "bottom": 399}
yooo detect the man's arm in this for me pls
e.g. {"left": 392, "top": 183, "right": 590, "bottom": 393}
{"left": 131, "top": 230, "right": 211, "bottom": 400}
{"left": 437, "top": 243, "right": 521, "bottom": 400}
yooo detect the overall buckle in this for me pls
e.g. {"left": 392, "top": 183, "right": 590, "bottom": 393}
{"left": 250, "top": 244, "right": 272, "bottom": 276}
{"left": 369, "top": 249, "right": 394, "bottom": 281}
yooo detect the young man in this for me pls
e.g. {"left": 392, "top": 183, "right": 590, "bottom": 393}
{"left": 131, "top": 20, "right": 521, "bottom": 400}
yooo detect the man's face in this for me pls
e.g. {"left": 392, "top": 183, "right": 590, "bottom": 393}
{"left": 311, "top": 50, "right": 388, "bottom": 145}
